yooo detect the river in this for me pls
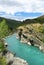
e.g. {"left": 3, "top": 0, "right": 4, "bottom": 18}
{"left": 5, "top": 34, "right": 44, "bottom": 65}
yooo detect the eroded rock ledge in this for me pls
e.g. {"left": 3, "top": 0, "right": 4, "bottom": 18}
{"left": 5, "top": 51, "right": 28, "bottom": 65}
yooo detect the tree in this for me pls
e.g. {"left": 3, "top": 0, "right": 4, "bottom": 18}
{"left": 0, "top": 20, "right": 9, "bottom": 38}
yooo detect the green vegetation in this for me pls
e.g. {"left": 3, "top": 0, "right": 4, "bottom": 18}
{"left": 0, "top": 20, "right": 9, "bottom": 38}
{"left": 39, "top": 26, "right": 44, "bottom": 33}
{"left": 0, "top": 41, "right": 4, "bottom": 52}
{"left": 0, "top": 38, "right": 4, "bottom": 52}
{"left": 0, "top": 56, "right": 6, "bottom": 65}
{"left": 0, "top": 18, "right": 22, "bottom": 37}
{"left": 0, "top": 38, "right": 6, "bottom": 65}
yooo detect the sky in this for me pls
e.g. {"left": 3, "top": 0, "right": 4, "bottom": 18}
{"left": 0, "top": 0, "right": 44, "bottom": 21}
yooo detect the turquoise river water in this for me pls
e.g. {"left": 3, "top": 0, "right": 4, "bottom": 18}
{"left": 5, "top": 34, "right": 44, "bottom": 65}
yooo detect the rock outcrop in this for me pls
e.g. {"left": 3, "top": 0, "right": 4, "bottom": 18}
{"left": 5, "top": 51, "right": 28, "bottom": 65}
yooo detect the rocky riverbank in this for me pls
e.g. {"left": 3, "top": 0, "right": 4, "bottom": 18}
{"left": 2, "top": 34, "right": 28, "bottom": 65}
{"left": 16, "top": 33, "right": 44, "bottom": 52}
{"left": 5, "top": 51, "right": 28, "bottom": 65}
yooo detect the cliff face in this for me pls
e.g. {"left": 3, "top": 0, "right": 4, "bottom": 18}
{"left": 17, "top": 16, "right": 44, "bottom": 51}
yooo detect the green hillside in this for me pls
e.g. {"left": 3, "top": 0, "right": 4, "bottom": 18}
{"left": 22, "top": 15, "right": 44, "bottom": 24}
{"left": 0, "top": 17, "right": 21, "bottom": 29}
{"left": 21, "top": 15, "right": 44, "bottom": 33}
{"left": 0, "top": 15, "right": 44, "bottom": 38}
{"left": 0, "top": 17, "right": 21, "bottom": 38}
{"left": 33, "top": 15, "right": 44, "bottom": 23}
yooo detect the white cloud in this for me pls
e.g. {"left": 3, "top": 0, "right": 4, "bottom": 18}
{"left": 0, "top": 0, "right": 44, "bottom": 14}
{"left": 0, "top": 0, "right": 44, "bottom": 20}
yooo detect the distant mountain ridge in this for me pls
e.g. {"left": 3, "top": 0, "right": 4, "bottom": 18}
{"left": 33, "top": 15, "right": 44, "bottom": 23}
{"left": 23, "top": 15, "right": 44, "bottom": 24}
{"left": 0, "top": 15, "right": 44, "bottom": 29}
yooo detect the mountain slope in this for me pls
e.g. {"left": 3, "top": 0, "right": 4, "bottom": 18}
{"left": 33, "top": 15, "right": 44, "bottom": 23}
{"left": 0, "top": 15, "right": 44, "bottom": 38}
{"left": 0, "top": 17, "right": 21, "bottom": 29}
{"left": 22, "top": 15, "right": 44, "bottom": 24}
{"left": 0, "top": 17, "right": 22, "bottom": 37}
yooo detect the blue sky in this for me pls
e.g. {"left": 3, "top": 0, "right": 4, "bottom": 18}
{"left": 0, "top": 0, "right": 44, "bottom": 20}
